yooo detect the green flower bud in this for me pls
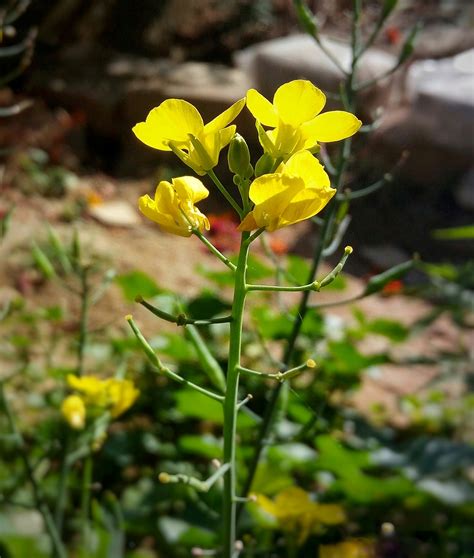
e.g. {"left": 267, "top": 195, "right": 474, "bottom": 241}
{"left": 398, "top": 22, "right": 422, "bottom": 65}
{"left": 228, "top": 133, "right": 251, "bottom": 178}
{"left": 364, "top": 259, "right": 414, "bottom": 296}
{"left": 381, "top": 0, "right": 398, "bottom": 20}
{"left": 255, "top": 153, "right": 275, "bottom": 177}
{"left": 294, "top": 0, "right": 318, "bottom": 37}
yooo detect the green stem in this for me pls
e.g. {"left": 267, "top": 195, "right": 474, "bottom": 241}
{"left": 207, "top": 169, "right": 243, "bottom": 217}
{"left": 77, "top": 267, "right": 90, "bottom": 377}
{"left": 55, "top": 265, "right": 91, "bottom": 535}
{"left": 127, "top": 316, "right": 224, "bottom": 402}
{"left": 137, "top": 295, "right": 232, "bottom": 326}
{"left": 193, "top": 228, "right": 237, "bottom": 271}
{"left": 222, "top": 232, "right": 250, "bottom": 558}
{"left": 0, "top": 385, "right": 67, "bottom": 558}
{"left": 80, "top": 453, "right": 93, "bottom": 557}
{"left": 247, "top": 281, "right": 317, "bottom": 293}
{"left": 53, "top": 431, "right": 70, "bottom": 535}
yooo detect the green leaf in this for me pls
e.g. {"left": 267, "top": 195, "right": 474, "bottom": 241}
{"left": 433, "top": 225, "right": 474, "bottom": 240}
{"left": 367, "top": 318, "right": 408, "bottom": 342}
{"left": 252, "top": 306, "right": 293, "bottom": 339}
{"left": 286, "top": 255, "right": 311, "bottom": 285}
{"left": 187, "top": 292, "right": 231, "bottom": 319}
{"left": 174, "top": 390, "right": 256, "bottom": 428}
{"left": 325, "top": 341, "right": 385, "bottom": 375}
{"left": 150, "top": 334, "right": 196, "bottom": 361}
{"left": 179, "top": 434, "right": 222, "bottom": 459}
{"left": 115, "top": 271, "right": 162, "bottom": 301}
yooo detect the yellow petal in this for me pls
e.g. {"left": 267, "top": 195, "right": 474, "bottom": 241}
{"left": 139, "top": 187, "right": 191, "bottom": 237}
{"left": 172, "top": 176, "right": 209, "bottom": 204}
{"left": 249, "top": 173, "right": 302, "bottom": 206}
{"left": 283, "top": 150, "right": 331, "bottom": 189}
{"left": 246, "top": 89, "right": 279, "bottom": 127}
{"left": 203, "top": 99, "right": 245, "bottom": 134}
{"left": 238, "top": 212, "right": 258, "bottom": 231}
{"left": 302, "top": 111, "right": 362, "bottom": 143}
{"left": 106, "top": 379, "right": 140, "bottom": 418}
{"left": 251, "top": 175, "right": 304, "bottom": 231}
{"left": 280, "top": 187, "right": 334, "bottom": 227}
{"left": 311, "top": 503, "right": 346, "bottom": 525}
{"left": 273, "top": 80, "right": 326, "bottom": 126}
{"left": 133, "top": 99, "right": 204, "bottom": 150}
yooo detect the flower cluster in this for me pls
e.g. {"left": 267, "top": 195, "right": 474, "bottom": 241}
{"left": 133, "top": 80, "right": 361, "bottom": 234}
{"left": 61, "top": 374, "right": 140, "bottom": 430}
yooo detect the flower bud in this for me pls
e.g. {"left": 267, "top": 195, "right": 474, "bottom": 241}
{"left": 254, "top": 153, "right": 275, "bottom": 177}
{"left": 364, "top": 259, "right": 414, "bottom": 296}
{"left": 228, "top": 133, "right": 252, "bottom": 179}
{"left": 398, "top": 22, "right": 422, "bottom": 65}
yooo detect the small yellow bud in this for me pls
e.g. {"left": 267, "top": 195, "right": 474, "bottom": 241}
{"left": 125, "top": 314, "right": 133, "bottom": 321}
{"left": 306, "top": 359, "right": 317, "bottom": 369}
{"left": 159, "top": 472, "right": 171, "bottom": 484}
{"left": 344, "top": 245, "right": 353, "bottom": 255}
{"left": 61, "top": 395, "right": 86, "bottom": 430}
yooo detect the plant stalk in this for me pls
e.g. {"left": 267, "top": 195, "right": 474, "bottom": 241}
{"left": 222, "top": 232, "right": 250, "bottom": 557}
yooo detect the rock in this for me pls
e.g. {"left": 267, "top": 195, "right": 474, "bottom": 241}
{"left": 88, "top": 200, "right": 141, "bottom": 228}
{"left": 414, "top": 24, "right": 474, "bottom": 60}
{"left": 406, "top": 49, "right": 474, "bottom": 154}
{"left": 371, "top": 49, "right": 474, "bottom": 186}
{"left": 359, "top": 244, "right": 410, "bottom": 271}
{"left": 234, "top": 33, "right": 397, "bottom": 116}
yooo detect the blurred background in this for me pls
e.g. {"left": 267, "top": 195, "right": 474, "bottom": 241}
{"left": 1, "top": 1, "right": 473, "bottom": 558}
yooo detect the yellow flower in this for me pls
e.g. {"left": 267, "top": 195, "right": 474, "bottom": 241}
{"left": 246, "top": 80, "right": 361, "bottom": 158}
{"left": 239, "top": 150, "right": 335, "bottom": 232}
{"left": 61, "top": 395, "right": 86, "bottom": 430}
{"left": 67, "top": 374, "right": 109, "bottom": 406}
{"left": 257, "top": 486, "right": 345, "bottom": 545}
{"left": 138, "top": 176, "right": 210, "bottom": 237}
{"left": 133, "top": 98, "right": 245, "bottom": 175}
{"left": 66, "top": 374, "right": 140, "bottom": 418}
{"left": 105, "top": 379, "right": 140, "bottom": 418}
{"left": 319, "top": 539, "right": 376, "bottom": 558}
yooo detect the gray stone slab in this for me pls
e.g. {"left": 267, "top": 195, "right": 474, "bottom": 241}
{"left": 234, "top": 33, "right": 397, "bottom": 114}
{"left": 406, "top": 49, "right": 474, "bottom": 153}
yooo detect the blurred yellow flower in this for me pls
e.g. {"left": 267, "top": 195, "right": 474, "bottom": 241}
{"left": 65, "top": 374, "right": 139, "bottom": 420}
{"left": 257, "top": 486, "right": 345, "bottom": 544}
{"left": 246, "top": 80, "right": 361, "bottom": 158}
{"left": 319, "top": 539, "right": 376, "bottom": 558}
{"left": 106, "top": 378, "right": 140, "bottom": 418}
{"left": 133, "top": 98, "right": 245, "bottom": 175}
{"left": 61, "top": 395, "right": 86, "bottom": 430}
{"left": 239, "top": 150, "right": 335, "bottom": 232}
{"left": 138, "top": 176, "right": 210, "bottom": 237}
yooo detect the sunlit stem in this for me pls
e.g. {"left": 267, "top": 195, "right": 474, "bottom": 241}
{"left": 237, "top": 394, "right": 253, "bottom": 410}
{"left": 237, "top": 359, "right": 316, "bottom": 382}
{"left": 192, "top": 228, "right": 237, "bottom": 271}
{"left": 322, "top": 215, "right": 352, "bottom": 257}
{"left": 222, "top": 231, "right": 250, "bottom": 557}
{"left": 308, "top": 294, "right": 363, "bottom": 310}
{"left": 136, "top": 295, "right": 232, "bottom": 326}
{"left": 158, "top": 463, "right": 230, "bottom": 493}
{"left": 315, "top": 246, "right": 353, "bottom": 290}
{"left": 246, "top": 280, "right": 318, "bottom": 293}
{"left": 126, "top": 315, "right": 224, "bottom": 402}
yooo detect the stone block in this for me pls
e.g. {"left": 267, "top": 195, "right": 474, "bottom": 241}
{"left": 234, "top": 33, "right": 397, "bottom": 116}
{"left": 406, "top": 49, "right": 474, "bottom": 154}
